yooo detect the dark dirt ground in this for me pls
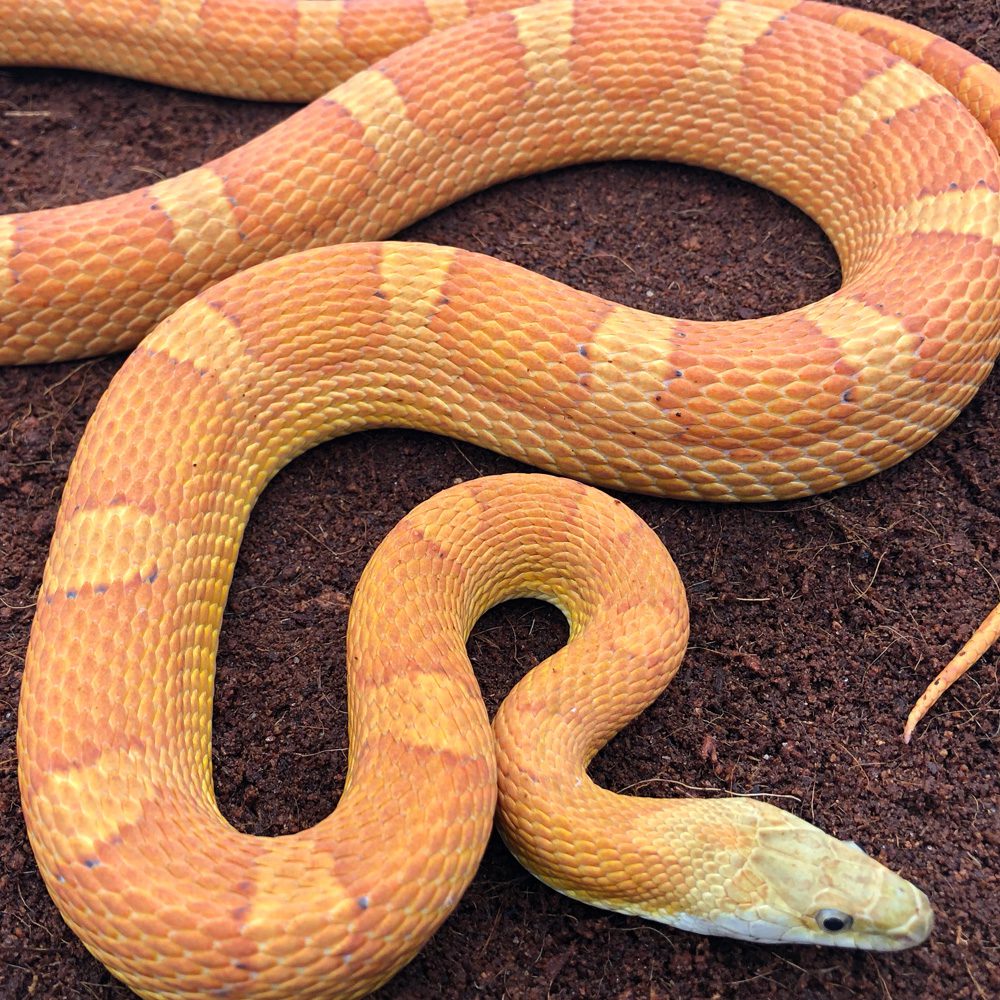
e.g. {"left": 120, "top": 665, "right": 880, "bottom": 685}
{"left": 0, "top": 2, "right": 997, "bottom": 998}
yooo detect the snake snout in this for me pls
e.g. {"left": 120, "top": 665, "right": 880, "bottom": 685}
{"left": 875, "top": 876, "right": 934, "bottom": 951}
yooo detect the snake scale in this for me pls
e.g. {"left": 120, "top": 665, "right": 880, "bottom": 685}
{"left": 3, "top": 0, "right": 999, "bottom": 997}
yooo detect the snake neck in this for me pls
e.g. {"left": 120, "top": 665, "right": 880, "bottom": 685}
{"left": 494, "top": 693, "right": 931, "bottom": 950}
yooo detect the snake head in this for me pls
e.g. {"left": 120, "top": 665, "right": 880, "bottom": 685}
{"left": 741, "top": 802, "right": 933, "bottom": 950}
{"left": 641, "top": 798, "right": 933, "bottom": 950}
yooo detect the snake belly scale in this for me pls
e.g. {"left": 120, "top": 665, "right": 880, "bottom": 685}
{"left": 4, "top": 0, "right": 998, "bottom": 998}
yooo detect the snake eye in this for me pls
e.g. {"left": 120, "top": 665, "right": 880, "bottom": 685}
{"left": 816, "top": 909, "right": 854, "bottom": 933}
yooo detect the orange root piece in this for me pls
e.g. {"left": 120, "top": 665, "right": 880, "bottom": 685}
{"left": 904, "top": 601, "right": 1000, "bottom": 743}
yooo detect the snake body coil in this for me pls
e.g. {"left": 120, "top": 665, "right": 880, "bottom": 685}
{"left": 6, "top": 1, "right": 999, "bottom": 998}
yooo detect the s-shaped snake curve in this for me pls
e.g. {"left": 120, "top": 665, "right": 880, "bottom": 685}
{"left": 3, "top": 1, "right": 999, "bottom": 998}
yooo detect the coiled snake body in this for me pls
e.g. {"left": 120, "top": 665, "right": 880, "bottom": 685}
{"left": 5, "top": 1, "right": 999, "bottom": 997}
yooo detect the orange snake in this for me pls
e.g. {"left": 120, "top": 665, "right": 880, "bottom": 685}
{"left": 4, "top": 0, "right": 999, "bottom": 997}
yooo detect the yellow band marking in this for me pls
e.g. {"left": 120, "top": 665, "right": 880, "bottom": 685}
{"left": 158, "top": 295, "right": 254, "bottom": 382}
{"left": 511, "top": 0, "right": 574, "bottom": 89}
{"left": 151, "top": 168, "right": 243, "bottom": 274}
{"left": 243, "top": 843, "right": 355, "bottom": 949}
{"left": 695, "top": 1, "right": 791, "bottom": 82}
{"left": 0, "top": 216, "right": 15, "bottom": 301}
{"left": 366, "top": 670, "right": 484, "bottom": 756}
{"left": 902, "top": 187, "right": 1000, "bottom": 243}
{"left": 588, "top": 306, "right": 677, "bottom": 391}
{"left": 296, "top": 1, "right": 357, "bottom": 80}
{"left": 829, "top": 59, "right": 946, "bottom": 140}
{"left": 37, "top": 747, "right": 151, "bottom": 855}
{"left": 580, "top": 307, "right": 684, "bottom": 446}
{"left": 426, "top": 0, "right": 471, "bottom": 33}
{"left": 155, "top": 0, "right": 204, "bottom": 34}
{"left": 42, "top": 506, "right": 170, "bottom": 597}
{"left": 378, "top": 243, "right": 458, "bottom": 342}
{"left": 960, "top": 61, "right": 1000, "bottom": 134}
{"left": 333, "top": 68, "right": 419, "bottom": 155}
{"left": 818, "top": 296, "right": 915, "bottom": 378}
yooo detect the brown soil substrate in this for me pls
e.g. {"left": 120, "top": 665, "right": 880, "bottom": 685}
{"left": 1, "top": 2, "right": 997, "bottom": 998}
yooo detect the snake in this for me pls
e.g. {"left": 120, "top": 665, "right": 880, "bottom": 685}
{"left": 5, "top": 0, "right": 1000, "bottom": 997}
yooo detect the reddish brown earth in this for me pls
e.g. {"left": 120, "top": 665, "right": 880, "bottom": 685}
{"left": 0, "top": 2, "right": 997, "bottom": 998}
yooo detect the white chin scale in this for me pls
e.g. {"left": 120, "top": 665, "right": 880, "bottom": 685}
{"left": 658, "top": 910, "right": 853, "bottom": 948}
